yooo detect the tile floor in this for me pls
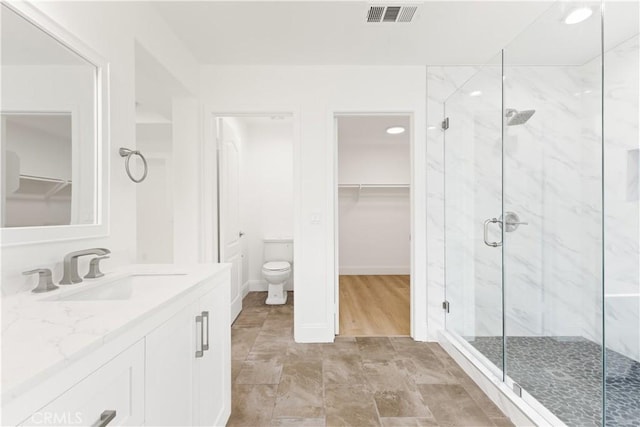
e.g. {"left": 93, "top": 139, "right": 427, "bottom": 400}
{"left": 471, "top": 336, "right": 640, "bottom": 427}
{"left": 228, "top": 292, "right": 514, "bottom": 427}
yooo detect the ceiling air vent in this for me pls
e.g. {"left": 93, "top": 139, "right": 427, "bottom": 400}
{"left": 367, "top": 6, "right": 385, "bottom": 22}
{"left": 367, "top": 5, "right": 418, "bottom": 23}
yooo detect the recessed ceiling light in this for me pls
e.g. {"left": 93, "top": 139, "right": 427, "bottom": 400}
{"left": 469, "top": 90, "right": 482, "bottom": 97}
{"left": 427, "top": 125, "right": 437, "bottom": 130}
{"left": 564, "top": 7, "right": 593, "bottom": 25}
{"left": 386, "top": 126, "right": 406, "bottom": 135}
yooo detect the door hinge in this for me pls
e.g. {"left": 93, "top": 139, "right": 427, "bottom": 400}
{"left": 513, "top": 382, "right": 523, "bottom": 397}
{"left": 441, "top": 117, "right": 449, "bottom": 130}
{"left": 442, "top": 301, "right": 450, "bottom": 313}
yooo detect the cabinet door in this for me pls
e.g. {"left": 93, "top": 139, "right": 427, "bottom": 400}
{"left": 195, "top": 286, "right": 231, "bottom": 427}
{"left": 21, "top": 340, "right": 145, "bottom": 427}
{"left": 145, "top": 304, "right": 197, "bottom": 426}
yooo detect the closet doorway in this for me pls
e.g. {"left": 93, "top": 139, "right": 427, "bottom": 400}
{"left": 335, "top": 115, "right": 411, "bottom": 336}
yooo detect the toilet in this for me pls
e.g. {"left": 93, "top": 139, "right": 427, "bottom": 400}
{"left": 262, "top": 238, "right": 292, "bottom": 305}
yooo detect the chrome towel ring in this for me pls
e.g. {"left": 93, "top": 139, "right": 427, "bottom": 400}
{"left": 119, "top": 147, "right": 148, "bottom": 183}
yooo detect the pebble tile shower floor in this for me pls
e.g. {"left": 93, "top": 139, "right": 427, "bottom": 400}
{"left": 228, "top": 292, "right": 514, "bottom": 427}
{"left": 469, "top": 336, "right": 640, "bottom": 427}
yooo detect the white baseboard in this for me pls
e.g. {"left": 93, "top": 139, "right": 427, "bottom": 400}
{"left": 248, "top": 279, "right": 294, "bottom": 292}
{"left": 294, "top": 323, "right": 334, "bottom": 343}
{"left": 339, "top": 266, "right": 410, "bottom": 275}
{"left": 230, "top": 294, "right": 242, "bottom": 323}
{"left": 241, "top": 281, "right": 250, "bottom": 298}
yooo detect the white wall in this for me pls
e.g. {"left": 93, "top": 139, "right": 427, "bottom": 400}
{"left": 200, "top": 66, "right": 427, "bottom": 342}
{"left": 1, "top": 1, "right": 200, "bottom": 295}
{"left": 238, "top": 118, "right": 294, "bottom": 291}
{"left": 171, "top": 98, "right": 201, "bottom": 264}
{"left": 136, "top": 123, "right": 173, "bottom": 263}
{"left": 337, "top": 117, "right": 410, "bottom": 275}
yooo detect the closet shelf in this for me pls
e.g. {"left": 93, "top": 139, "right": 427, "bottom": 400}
{"left": 7, "top": 174, "right": 72, "bottom": 201}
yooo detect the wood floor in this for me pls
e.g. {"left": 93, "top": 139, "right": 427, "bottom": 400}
{"left": 339, "top": 275, "right": 410, "bottom": 337}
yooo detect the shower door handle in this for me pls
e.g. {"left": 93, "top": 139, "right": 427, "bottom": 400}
{"left": 483, "top": 218, "right": 502, "bottom": 247}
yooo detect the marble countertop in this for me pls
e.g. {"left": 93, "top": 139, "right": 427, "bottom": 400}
{"left": 1, "top": 263, "right": 230, "bottom": 405}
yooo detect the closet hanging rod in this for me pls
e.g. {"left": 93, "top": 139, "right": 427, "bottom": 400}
{"left": 338, "top": 184, "right": 410, "bottom": 188}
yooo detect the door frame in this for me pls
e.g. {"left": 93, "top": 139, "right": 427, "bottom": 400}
{"left": 331, "top": 110, "right": 420, "bottom": 338}
{"left": 200, "top": 107, "right": 300, "bottom": 299}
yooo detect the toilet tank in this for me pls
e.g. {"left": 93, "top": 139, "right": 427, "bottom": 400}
{"left": 263, "top": 237, "right": 293, "bottom": 263}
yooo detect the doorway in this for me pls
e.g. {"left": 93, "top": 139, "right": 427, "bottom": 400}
{"left": 215, "top": 115, "right": 295, "bottom": 322}
{"left": 335, "top": 114, "right": 411, "bottom": 336}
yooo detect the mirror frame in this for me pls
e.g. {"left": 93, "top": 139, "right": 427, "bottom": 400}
{"left": 1, "top": 0, "right": 110, "bottom": 246}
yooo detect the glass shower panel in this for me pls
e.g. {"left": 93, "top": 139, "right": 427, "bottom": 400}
{"left": 603, "top": 1, "right": 640, "bottom": 425}
{"left": 502, "top": 2, "right": 604, "bottom": 425}
{"left": 444, "top": 54, "right": 503, "bottom": 375}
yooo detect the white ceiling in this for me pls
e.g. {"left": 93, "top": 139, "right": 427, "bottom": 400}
{"left": 338, "top": 115, "right": 410, "bottom": 145}
{"left": 153, "top": 1, "right": 557, "bottom": 66}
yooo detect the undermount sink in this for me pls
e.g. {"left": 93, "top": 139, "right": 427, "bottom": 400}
{"left": 43, "top": 273, "right": 188, "bottom": 301}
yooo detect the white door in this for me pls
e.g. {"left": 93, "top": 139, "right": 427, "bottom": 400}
{"left": 219, "top": 119, "right": 243, "bottom": 322}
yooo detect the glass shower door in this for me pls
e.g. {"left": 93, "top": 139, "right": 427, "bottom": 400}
{"left": 502, "top": 2, "right": 604, "bottom": 425}
{"left": 444, "top": 53, "right": 504, "bottom": 376}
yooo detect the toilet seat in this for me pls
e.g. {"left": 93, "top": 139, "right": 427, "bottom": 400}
{"left": 262, "top": 261, "right": 291, "bottom": 272}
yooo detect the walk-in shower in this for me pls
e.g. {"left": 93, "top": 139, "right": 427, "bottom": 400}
{"left": 442, "top": 1, "right": 639, "bottom": 426}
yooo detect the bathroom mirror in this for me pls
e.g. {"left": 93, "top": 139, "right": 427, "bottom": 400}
{"left": 0, "top": 2, "right": 109, "bottom": 245}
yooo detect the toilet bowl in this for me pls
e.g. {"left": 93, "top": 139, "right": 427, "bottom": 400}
{"left": 262, "top": 261, "right": 290, "bottom": 305}
{"left": 262, "top": 238, "right": 293, "bottom": 305}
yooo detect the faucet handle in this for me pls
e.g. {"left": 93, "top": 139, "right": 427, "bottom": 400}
{"left": 84, "top": 255, "right": 109, "bottom": 279}
{"left": 23, "top": 268, "right": 59, "bottom": 293}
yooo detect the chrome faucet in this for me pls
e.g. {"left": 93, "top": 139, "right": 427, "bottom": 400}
{"left": 60, "top": 248, "right": 111, "bottom": 285}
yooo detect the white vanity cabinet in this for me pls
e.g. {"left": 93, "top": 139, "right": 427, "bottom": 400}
{"left": 20, "top": 340, "right": 145, "bottom": 427}
{"left": 3, "top": 266, "right": 231, "bottom": 427}
{"left": 146, "top": 282, "right": 231, "bottom": 426}
{"left": 194, "top": 287, "right": 231, "bottom": 426}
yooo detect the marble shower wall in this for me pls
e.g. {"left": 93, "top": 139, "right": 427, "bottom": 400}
{"left": 426, "top": 66, "right": 479, "bottom": 341}
{"left": 502, "top": 64, "right": 603, "bottom": 343}
{"left": 427, "top": 34, "right": 640, "bottom": 362}
{"left": 602, "top": 35, "right": 640, "bottom": 362}
{"left": 443, "top": 61, "right": 503, "bottom": 341}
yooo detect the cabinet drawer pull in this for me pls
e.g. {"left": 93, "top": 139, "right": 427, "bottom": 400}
{"left": 195, "top": 315, "right": 204, "bottom": 358}
{"left": 94, "top": 410, "right": 116, "bottom": 427}
{"left": 202, "top": 311, "right": 209, "bottom": 351}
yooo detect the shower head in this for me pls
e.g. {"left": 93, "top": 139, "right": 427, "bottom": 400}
{"left": 505, "top": 108, "right": 535, "bottom": 126}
